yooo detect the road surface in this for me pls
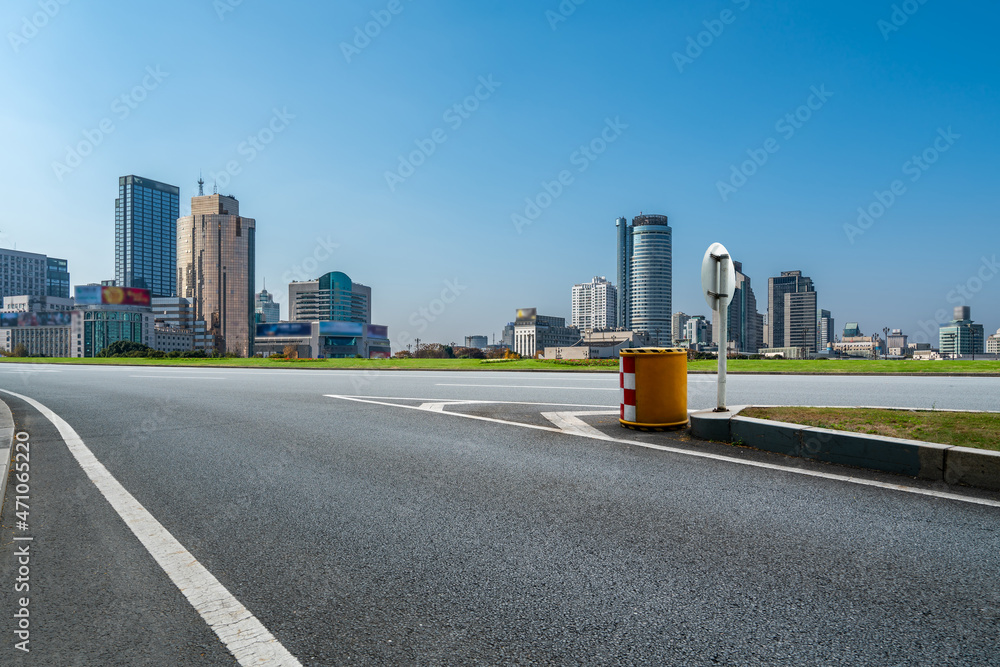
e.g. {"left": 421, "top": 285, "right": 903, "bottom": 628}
{"left": 1, "top": 364, "right": 998, "bottom": 665}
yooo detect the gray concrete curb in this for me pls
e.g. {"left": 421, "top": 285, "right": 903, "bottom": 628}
{"left": 690, "top": 406, "right": 1000, "bottom": 492}
{"left": 0, "top": 399, "right": 14, "bottom": 516}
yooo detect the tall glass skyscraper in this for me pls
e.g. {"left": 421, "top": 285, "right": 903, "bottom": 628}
{"left": 115, "top": 175, "right": 179, "bottom": 297}
{"left": 616, "top": 214, "right": 673, "bottom": 345}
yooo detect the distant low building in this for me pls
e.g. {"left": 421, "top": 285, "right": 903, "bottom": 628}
{"left": 512, "top": 309, "right": 579, "bottom": 357}
{"left": 939, "top": 307, "right": 985, "bottom": 357}
{"left": 255, "top": 322, "right": 390, "bottom": 359}
{"left": 465, "top": 335, "right": 489, "bottom": 349}
{"left": 542, "top": 330, "right": 650, "bottom": 360}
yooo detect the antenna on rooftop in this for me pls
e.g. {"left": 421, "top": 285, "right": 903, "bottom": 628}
{"left": 197, "top": 172, "right": 205, "bottom": 196}
{"left": 213, "top": 180, "right": 218, "bottom": 195}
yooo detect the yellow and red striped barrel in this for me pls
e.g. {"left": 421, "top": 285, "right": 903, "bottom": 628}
{"left": 619, "top": 348, "right": 688, "bottom": 431}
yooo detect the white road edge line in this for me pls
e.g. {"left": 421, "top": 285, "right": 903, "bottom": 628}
{"left": 326, "top": 394, "right": 1000, "bottom": 509}
{"left": 0, "top": 389, "right": 301, "bottom": 667}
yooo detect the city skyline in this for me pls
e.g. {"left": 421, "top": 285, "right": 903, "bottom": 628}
{"left": 2, "top": 1, "right": 997, "bottom": 344}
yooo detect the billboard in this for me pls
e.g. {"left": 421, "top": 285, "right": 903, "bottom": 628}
{"left": 256, "top": 323, "right": 312, "bottom": 337}
{"left": 516, "top": 307, "right": 537, "bottom": 323}
{"left": 74, "top": 285, "right": 151, "bottom": 306}
{"left": 0, "top": 312, "right": 73, "bottom": 328}
{"left": 365, "top": 324, "right": 388, "bottom": 339}
{"left": 319, "top": 321, "right": 363, "bottom": 336}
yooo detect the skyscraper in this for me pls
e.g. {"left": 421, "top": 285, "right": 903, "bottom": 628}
{"left": 615, "top": 217, "right": 632, "bottom": 329}
{"left": 255, "top": 286, "right": 280, "bottom": 324}
{"left": 177, "top": 192, "right": 256, "bottom": 356}
{"left": 818, "top": 309, "right": 835, "bottom": 348}
{"left": 767, "top": 270, "right": 815, "bottom": 350}
{"left": 617, "top": 214, "right": 672, "bottom": 345}
{"left": 712, "top": 260, "right": 761, "bottom": 354}
{"left": 115, "top": 175, "right": 180, "bottom": 297}
{"left": 671, "top": 312, "right": 690, "bottom": 345}
{"left": 571, "top": 276, "right": 617, "bottom": 330}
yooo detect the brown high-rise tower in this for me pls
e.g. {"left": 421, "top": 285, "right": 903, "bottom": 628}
{"left": 177, "top": 193, "right": 256, "bottom": 357}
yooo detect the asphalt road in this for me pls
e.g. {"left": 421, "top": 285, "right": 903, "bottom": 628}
{"left": 1, "top": 364, "right": 998, "bottom": 665}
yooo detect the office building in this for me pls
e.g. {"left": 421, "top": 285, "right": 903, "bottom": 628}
{"left": 46, "top": 257, "right": 70, "bottom": 298}
{"left": 501, "top": 322, "right": 515, "bottom": 350}
{"left": 684, "top": 315, "right": 711, "bottom": 347}
{"left": 616, "top": 214, "right": 672, "bottom": 344}
{"left": 512, "top": 308, "right": 580, "bottom": 357}
{"left": 834, "top": 323, "right": 884, "bottom": 358}
{"left": 818, "top": 310, "right": 834, "bottom": 349}
{"left": 671, "top": 313, "right": 690, "bottom": 345}
{"left": 571, "top": 276, "right": 617, "bottom": 330}
{"left": 939, "top": 306, "right": 985, "bottom": 357}
{"left": 256, "top": 286, "right": 280, "bottom": 324}
{"left": 785, "top": 291, "right": 818, "bottom": 353}
{"left": 768, "top": 270, "right": 816, "bottom": 352}
{"left": 712, "top": 260, "right": 761, "bottom": 354}
{"left": 115, "top": 175, "right": 180, "bottom": 297}
{"left": 177, "top": 192, "right": 256, "bottom": 356}
{"left": 151, "top": 297, "right": 213, "bottom": 353}
{"left": 465, "top": 335, "right": 489, "bottom": 349}
{"left": 288, "top": 271, "right": 371, "bottom": 324}
{"left": 986, "top": 329, "right": 1000, "bottom": 354}
{"left": 2, "top": 295, "right": 74, "bottom": 313}
{"left": 886, "top": 329, "right": 909, "bottom": 356}
{"left": 1, "top": 248, "right": 69, "bottom": 300}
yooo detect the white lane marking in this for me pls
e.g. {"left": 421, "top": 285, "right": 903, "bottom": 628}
{"left": 0, "top": 389, "right": 301, "bottom": 666}
{"left": 338, "top": 395, "right": 612, "bottom": 408}
{"left": 542, "top": 411, "right": 619, "bottom": 440}
{"left": 326, "top": 394, "right": 1000, "bottom": 509}
{"left": 420, "top": 401, "right": 482, "bottom": 412}
{"left": 0, "top": 370, "right": 61, "bottom": 373}
{"left": 130, "top": 375, "right": 225, "bottom": 380}
{"left": 437, "top": 383, "right": 618, "bottom": 391}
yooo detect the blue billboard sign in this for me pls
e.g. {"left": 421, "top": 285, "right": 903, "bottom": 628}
{"left": 256, "top": 323, "right": 312, "bottom": 337}
{"left": 319, "top": 321, "right": 363, "bottom": 336}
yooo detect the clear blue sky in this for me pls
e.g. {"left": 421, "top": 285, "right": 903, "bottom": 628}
{"left": 3, "top": 0, "right": 998, "bottom": 347}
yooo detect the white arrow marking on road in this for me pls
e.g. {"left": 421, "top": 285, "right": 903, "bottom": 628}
{"left": 0, "top": 389, "right": 302, "bottom": 666}
{"left": 541, "top": 411, "right": 619, "bottom": 440}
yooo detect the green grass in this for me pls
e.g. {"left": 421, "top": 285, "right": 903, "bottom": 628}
{"left": 0, "top": 356, "right": 998, "bottom": 374}
{"left": 742, "top": 406, "right": 1000, "bottom": 451}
